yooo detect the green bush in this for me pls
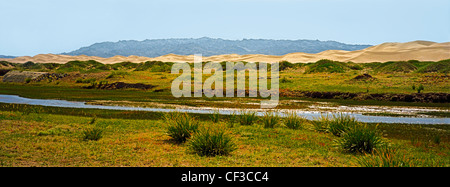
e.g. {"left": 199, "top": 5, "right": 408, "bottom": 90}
{"left": 261, "top": 111, "right": 280, "bottom": 128}
{"left": 283, "top": 111, "right": 305, "bottom": 130}
{"left": 417, "top": 84, "right": 424, "bottom": 93}
{"left": 106, "top": 71, "right": 130, "bottom": 79}
{"left": 238, "top": 110, "right": 258, "bottom": 126}
{"left": 335, "top": 123, "right": 383, "bottom": 154}
{"left": 166, "top": 113, "right": 199, "bottom": 143}
{"left": 189, "top": 128, "right": 237, "bottom": 157}
{"left": 75, "top": 78, "right": 97, "bottom": 84}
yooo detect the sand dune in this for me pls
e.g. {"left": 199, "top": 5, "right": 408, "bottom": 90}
{"left": 1, "top": 41, "right": 449, "bottom": 64}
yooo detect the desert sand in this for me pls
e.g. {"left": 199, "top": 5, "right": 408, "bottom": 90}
{"left": 1, "top": 41, "right": 449, "bottom": 64}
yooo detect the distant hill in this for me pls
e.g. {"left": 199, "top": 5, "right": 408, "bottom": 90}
{"left": 2, "top": 41, "right": 449, "bottom": 64}
{"left": 62, "top": 37, "right": 372, "bottom": 58}
{"left": 0, "top": 55, "right": 16, "bottom": 59}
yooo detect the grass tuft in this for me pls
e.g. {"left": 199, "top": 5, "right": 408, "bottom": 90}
{"left": 166, "top": 113, "right": 199, "bottom": 143}
{"left": 283, "top": 111, "right": 306, "bottom": 130}
{"left": 335, "top": 123, "right": 383, "bottom": 154}
{"left": 261, "top": 111, "right": 280, "bottom": 128}
{"left": 311, "top": 114, "right": 330, "bottom": 132}
{"left": 189, "top": 128, "right": 237, "bottom": 157}
{"left": 327, "top": 114, "right": 358, "bottom": 137}
{"left": 81, "top": 126, "right": 104, "bottom": 141}
{"left": 238, "top": 110, "right": 258, "bottom": 126}
{"left": 356, "top": 147, "right": 415, "bottom": 167}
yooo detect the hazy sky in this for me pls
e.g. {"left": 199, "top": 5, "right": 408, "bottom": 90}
{"left": 1, "top": 0, "right": 449, "bottom": 56}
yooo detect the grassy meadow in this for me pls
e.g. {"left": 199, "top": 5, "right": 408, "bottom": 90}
{"left": 0, "top": 104, "right": 448, "bottom": 167}
{"left": 0, "top": 59, "right": 449, "bottom": 167}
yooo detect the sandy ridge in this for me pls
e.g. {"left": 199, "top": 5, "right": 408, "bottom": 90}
{"left": 1, "top": 41, "right": 449, "bottom": 64}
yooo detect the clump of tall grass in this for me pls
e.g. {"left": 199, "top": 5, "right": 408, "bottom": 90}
{"left": 311, "top": 114, "right": 330, "bottom": 132}
{"left": 283, "top": 111, "right": 305, "bottom": 130}
{"left": 166, "top": 113, "right": 199, "bottom": 143}
{"left": 238, "top": 110, "right": 258, "bottom": 126}
{"left": 189, "top": 128, "right": 237, "bottom": 157}
{"left": 328, "top": 114, "right": 358, "bottom": 137}
{"left": 356, "top": 147, "right": 415, "bottom": 167}
{"left": 209, "top": 110, "right": 221, "bottom": 123}
{"left": 227, "top": 112, "right": 237, "bottom": 128}
{"left": 261, "top": 111, "right": 280, "bottom": 128}
{"left": 81, "top": 126, "right": 104, "bottom": 141}
{"left": 335, "top": 123, "right": 383, "bottom": 154}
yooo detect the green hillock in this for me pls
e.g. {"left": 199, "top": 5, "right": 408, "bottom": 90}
{"left": 416, "top": 59, "right": 450, "bottom": 74}
{"left": 305, "top": 59, "right": 349, "bottom": 73}
{"left": 375, "top": 61, "right": 417, "bottom": 73}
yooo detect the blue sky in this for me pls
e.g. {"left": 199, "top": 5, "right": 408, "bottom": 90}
{"left": 1, "top": 0, "right": 449, "bottom": 56}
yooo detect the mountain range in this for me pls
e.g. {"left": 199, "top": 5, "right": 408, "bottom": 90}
{"left": 1, "top": 39, "right": 449, "bottom": 64}
{"left": 61, "top": 37, "right": 372, "bottom": 58}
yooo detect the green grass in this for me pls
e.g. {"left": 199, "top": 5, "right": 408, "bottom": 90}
{"left": 81, "top": 126, "right": 104, "bottom": 141}
{"left": 305, "top": 59, "right": 349, "bottom": 73}
{"left": 261, "top": 111, "right": 280, "bottom": 128}
{"left": 335, "top": 123, "right": 384, "bottom": 154}
{"left": 188, "top": 127, "right": 237, "bottom": 157}
{"left": 417, "top": 111, "right": 450, "bottom": 118}
{"left": 0, "top": 59, "right": 448, "bottom": 166}
{"left": 238, "top": 110, "right": 258, "bottom": 126}
{"left": 356, "top": 147, "right": 416, "bottom": 167}
{"left": 327, "top": 114, "right": 358, "bottom": 137}
{"left": 416, "top": 59, "right": 450, "bottom": 74}
{"left": 0, "top": 106, "right": 448, "bottom": 167}
{"left": 165, "top": 113, "right": 200, "bottom": 143}
{"left": 283, "top": 111, "right": 306, "bottom": 130}
{"left": 375, "top": 61, "right": 418, "bottom": 73}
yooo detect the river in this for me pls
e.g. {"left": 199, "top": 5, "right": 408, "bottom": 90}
{"left": 0, "top": 94, "right": 448, "bottom": 125}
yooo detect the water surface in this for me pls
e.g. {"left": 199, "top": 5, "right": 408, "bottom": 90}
{"left": 0, "top": 94, "right": 448, "bottom": 125}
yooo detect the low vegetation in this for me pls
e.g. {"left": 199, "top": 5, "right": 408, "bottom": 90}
{"left": 165, "top": 112, "right": 200, "bottom": 143}
{"left": 188, "top": 127, "right": 237, "bottom": 157}
{"left": 283, "top": 111, "right": 306, "bottom": 130}
{"left": 0, "top": 104, "right": 448, "bottom": 166}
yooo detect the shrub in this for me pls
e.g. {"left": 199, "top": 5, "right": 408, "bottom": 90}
{"left": 261, "top": 111, "right": 280, "bottom": 128}
{"left": 327, "top": 114, "right": 358, "bottom": 137}
{"left": 335, "top": 123, "right": 383, "bottom": 154}
{"left": 283, "top": 111, "right": 305, "bottom": 130}
{"left": 238, "top": 110, "right": 258, "bottom": 126}
{"left": 81, "top": 126, "right": 104, "bottom": 141}
{"left": 75, "top": 78, "right": 96, "bottom": 84}
{"left": 106, "top": 71, "right": 130, "bottom": 79}
{"left": 189, "top": 128, "right": 237, "bottom": 156}
{"left": 417, "top": 84, "right": 424, "bottom": 93}
{"left": 166, "top": 113, "right": 199, "bottom": 143}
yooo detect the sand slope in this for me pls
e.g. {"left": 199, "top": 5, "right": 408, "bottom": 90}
{"left": 1, "top": 41, "right": 449, "bottom": 64}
